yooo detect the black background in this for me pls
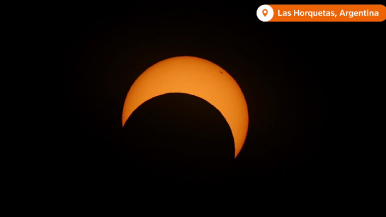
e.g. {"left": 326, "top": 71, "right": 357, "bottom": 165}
{"left": 63, "top": 2, "right": 383, "bottom": 194}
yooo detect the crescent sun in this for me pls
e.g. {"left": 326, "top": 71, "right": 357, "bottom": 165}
{"left": 122, "top": 56, "right": 249, "bottom": 158}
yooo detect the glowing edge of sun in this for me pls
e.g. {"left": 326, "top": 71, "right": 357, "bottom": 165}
{"left": 122, "top": 56, "right": 249, "bottom": 158}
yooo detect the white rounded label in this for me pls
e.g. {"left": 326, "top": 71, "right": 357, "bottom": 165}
{"left": 257, "top": 5, "right": 274, "bottom": 22}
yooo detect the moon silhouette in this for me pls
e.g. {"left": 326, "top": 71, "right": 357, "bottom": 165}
{"left": 122, "top": 56, "right": 249, "bottom": 158}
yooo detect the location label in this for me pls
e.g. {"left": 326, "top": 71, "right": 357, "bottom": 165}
{"left": 257, "top": 4, "right": 386, "bottom": 22}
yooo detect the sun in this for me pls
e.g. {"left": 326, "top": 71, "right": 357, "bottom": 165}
{"left": 122, "top": 56, "right": 249, "bottom": 158}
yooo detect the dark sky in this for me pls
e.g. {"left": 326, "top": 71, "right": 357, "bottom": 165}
{"left": 63, "top": 2, "right": 383, "bottom": 194}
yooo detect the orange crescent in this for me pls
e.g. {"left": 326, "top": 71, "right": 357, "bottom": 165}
{"left": 122, "top": 56, "right": 249, "bottom": 158}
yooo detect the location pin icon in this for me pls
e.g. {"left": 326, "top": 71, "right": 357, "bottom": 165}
{"left": 263, "top": 9, "right": 268, "bottom": 17}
